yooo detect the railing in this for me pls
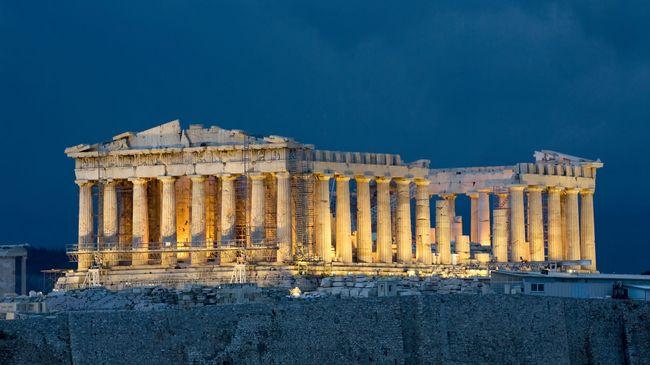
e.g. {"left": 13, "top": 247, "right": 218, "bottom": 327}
{"left": 67, "top": 239, "right": 279, "bottom": 254}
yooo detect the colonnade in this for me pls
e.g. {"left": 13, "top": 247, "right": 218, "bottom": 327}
{"left": 312, "top": 174, "right": 432, "bottom": 264}
{"left": 76, "top": 176, "right": 597, "bottom": 271}
{"left": 76, "top": 172, "right": 292, "bottom": 269}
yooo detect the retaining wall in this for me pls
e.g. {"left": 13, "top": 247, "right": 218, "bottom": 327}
{"left": 1, "top": 294, "right": 649, "bottom": 364}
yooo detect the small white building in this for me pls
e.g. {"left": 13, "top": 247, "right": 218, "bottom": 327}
{"left": 491, "top": 270, "right": 650, "bottom": 300}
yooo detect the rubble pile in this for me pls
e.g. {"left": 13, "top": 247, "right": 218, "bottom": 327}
{"left": 306, "top": 275, "right": 489, "bottom": 299}
{"left": 0, "top": 284, "right": 277, "bottom": 313}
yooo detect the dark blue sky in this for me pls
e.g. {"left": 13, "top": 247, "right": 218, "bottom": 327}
{"left": 1, "top": 1, "right": 648, "bottom": 273}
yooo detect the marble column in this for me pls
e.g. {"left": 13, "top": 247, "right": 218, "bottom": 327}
{"left": 130, "top": 178, "right": 149, "bottom": 266}
{"left": 415, "top": 179, "right": 432, "bottom": 264}
{"left": 190, "top": 176, "right": 207, "bottom": 264}
{"left": 509, "top": 185, "right": 526, "bottom": 262}
{"left": 492, "top": 209, "right": 508, "bottom": 262}
{"left": 528, "top": 186, "right": 544, "bottom": 262}
{"left": 316, "top": 174, "right": 332, "bottom": 262}
{"left": 468, "top": 192, "right": 479, "bottom": 243}
{"left": 355, "top": 176, "right": 373, "bottom": 263}
{"left": 580, "top": 189, "right": 596, "bottom": 271}
{"left": 76, "top": 180, "right": 94, "bottom": 270}
{"left": 561, "top": 193, "right": 569, "bottom": 260}
{"left": 159, "top": 176, "right": 176, "bottom": 265}
{"left": 395, "top": 178, "right": 413, "bottom": 263}
{"left": 455, "top": 235, "right": 470, "bottom": 264}
{"left": 250, "top": 174, "right": 266, "bottom": 244}
{"left": 547, "top": 187, "right": 564, "bottom": 261}
{"left": 102, "top": 180, "right": 118, "bottom": 244}
{"left": 275, "top": 172, "right": 292, "bottom": 262}
{"left": 435, "top": 199, "right": 451, "bottom": 265}
{"left": 565, "top": 188, "right": 581, "bottom": 262}
{"left": 220, "top": 175, "right": 237, "bottom": 244}
{"left": 376, "top": 177, "right": 393, "bottom": 263}
{"left": 478, "top": 189, "right": 491, "bottom": 247}
{"left": 335, "top": 176, "right": 352, "bottom": 263}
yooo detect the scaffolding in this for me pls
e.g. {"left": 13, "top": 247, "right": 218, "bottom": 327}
{"left": 288, "top": 147, "right": 315, "bottom": 260}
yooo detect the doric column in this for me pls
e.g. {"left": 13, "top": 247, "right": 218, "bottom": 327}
{"left": 468, "top": 192, "right": 479, "bottom": 243}
{"left": 440, "top": 194, "right": 456, "bottom": 238}
{"left": 130, "top": 178, "right": 149, "bottom": 266}
{"left": 355, "top": 176, "right": 372, "bottom": 263}
{"left": 527, "top": 186, "right": 544, "bottom": 262}
{"left": 415, "top": 179, "right": 432, "bottom": 264}
{"left": 395, "top": 178, "right": 413, "bottom": 263}
{"left": 547, "top": 187, "right": 563, "bottom": 261}
{"left": 102, "top": 180, "right": 118, "bottom": 244}
{"left": 477, "top": 189, "right": 491, "bottom": 247}
{"left": 492, "top": 209, "right": 508, "bottom": 262}
{"left": 159, "top": 176, "right": 176, "bottom": 266}
{"left": 580, "top": 189, "right": 596, "bottom": 271}
{"left": 376, "top": 177, "right": 393, "bottom": 263}
{"left": 249, "top": 174, "right": 266, "bottom": 244}
{"left": 508, "top": 185, "right": 526, "bottom": 262}
{"left": 561, "top": 193, "right": 569, "bottom": 259}
{"left": 275, "top": 172, "right": 292, "bottom": 262}
{"left": 315, "top": 174, "right": 332, "bottom": 262}
{"left": 565, "top": 188, "right": 581, "bottom": 262}
{"left": 335, "top": 176, "right": 352, "bottom": 263}
{"left": 190, "top": 175, "right": 207, "bottom": 265}
{"left": 76, "top": 180, "right": 94, "bottom": 270}
{"left": 456, "top": 235, "right": 470, "bottom": 264}
{"left": 220, "top": 174, "right": 237, "bottom": 244}
{"left": 435, "top": 199, "right": 451, "bottom": 264}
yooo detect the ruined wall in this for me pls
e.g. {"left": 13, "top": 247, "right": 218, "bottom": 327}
{"left": 1, "top": 295, "right": 649, "bottom": 365}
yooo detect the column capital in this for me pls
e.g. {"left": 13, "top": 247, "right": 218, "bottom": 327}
{"left": 375, "top": 176, "right": 391, "bottom": 184}
{"left": 158, "top": 175, "right": 176, "bottom": 183}
{"left": 102, "top": 179, "right": 116, "bottom": 186}
{"left": 547, "top": 186, "right": 564, "bottom": 193}
{"left": 248, "top": 173, "right": 266, "bottom": 181}
{"left": 580, "top": 188, "right": 595, "bottom": 196}
{"left": 355, "top": 175, "right": 372, "bottom": 183}
{"left": 439, "top": 193, "right": 456, "bottom": 199}
{"left": 189, "top": 175, "right": 207, "bottom": 183}
{"left": 466, "top": 192, "right": 479, "bottom": 198}
{"left": 394, "top": 177, "right": 411, "bottom": 185}
{"left": 526, "top": 185, "right": 544, "bottom": 192}
{"left": 315, "top": 173, "right": 332, "bottom": 181}
{"left": 275, "top": 171, "right": 290, "bottom": 179}
{"left": 508, "top": 185, "right": 526, "bottom": 192}
{"left": 477, "top": 188, "right": 492, "bottom": 193}
{"left": 220, "top": 173, "right": 239, "bottom": 181}
{"left": 335, "top": 175, "right": 351, "bottom": 182}
{"left": 565, "top": 187, "right": 580, "bottom": 195}
{"left": 75, "top": 179, "right": 94, "bottom": 187}
{"left": 128, "top": 177, "right": 147, "bottom": 185}
{"left": 414, "top": 178, "right": 430, "bottom": 186}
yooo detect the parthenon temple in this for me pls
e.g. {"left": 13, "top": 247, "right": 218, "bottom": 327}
{"left": 64, "top": 120, "right": 602, "bottom": 281}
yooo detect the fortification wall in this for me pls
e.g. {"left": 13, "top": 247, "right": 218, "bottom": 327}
{"left": 1, "top": 295, "right": 649, "bottom": 365}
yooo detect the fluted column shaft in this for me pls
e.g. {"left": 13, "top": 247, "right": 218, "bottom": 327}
{"left": 130, "top": 178, "right": 149, "bottom": 266}
{"left": 335, "top": 176, "right": 352, "bottom": 263}
{"left": 415, "top": 180, "right": 432, "bottom": 264}
{"left": 190, "top": 176, "right": 206, "bottom": 244}
{"left": 468, "top": 193, "right": 479, "bottom": 243}
{"left": 478, "top": 190, "right": 491, "bottom": 247}
{"left": 565, "top": 188, "right": 581, "bottom": 262}
{"left": 159, "top": 176, "right": 176, "bottom": 266}
{"left": 316, "top": 174, "right": 332, "bottom": 262}
{"left": 376, "top": 177, "right": 393, "bottom": 263}
{"left": 395, "top": 179, "right": 413, "bottom": 263}
{"left": 356, "top": 177, "right": 372, "bottom": 263}
{"left": 220, "top": 175, "right": 237, "bottom": 244}
{"left": 580, "top": 189, "right": 596, "bottom": 271}
{"left": 492, "top": 209, "right": 508, "bottom": 262}
{"left": 76, "top": 180, "right": 94, "bottom": 270}
{"left": 509, "top": 186, "right": 526, "bottom": 262}
{"left": 250, "top": 174, "right": 266, "bottom": 244}
{"left": 102, "top": 180, "right": 118, "bottom": 244}
{"left": 436, "top": 199, "right": 451, "bottom": 264}
{"left": 547, "top": 187, "right": 563, "bottom": 261}
{"left": 276, "top": 172, "right": 292, "bottom": 262}
{"left": 528, "top": 186, "right": 544, "bottom": 262}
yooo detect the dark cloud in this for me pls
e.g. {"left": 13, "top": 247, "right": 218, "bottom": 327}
{"left": 0, "top": 1, "right": 648, "bottom": 273}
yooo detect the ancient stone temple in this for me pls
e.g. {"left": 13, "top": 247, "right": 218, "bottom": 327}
{"left": 62, "top": 120, "right": 602, "bottom": 288}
